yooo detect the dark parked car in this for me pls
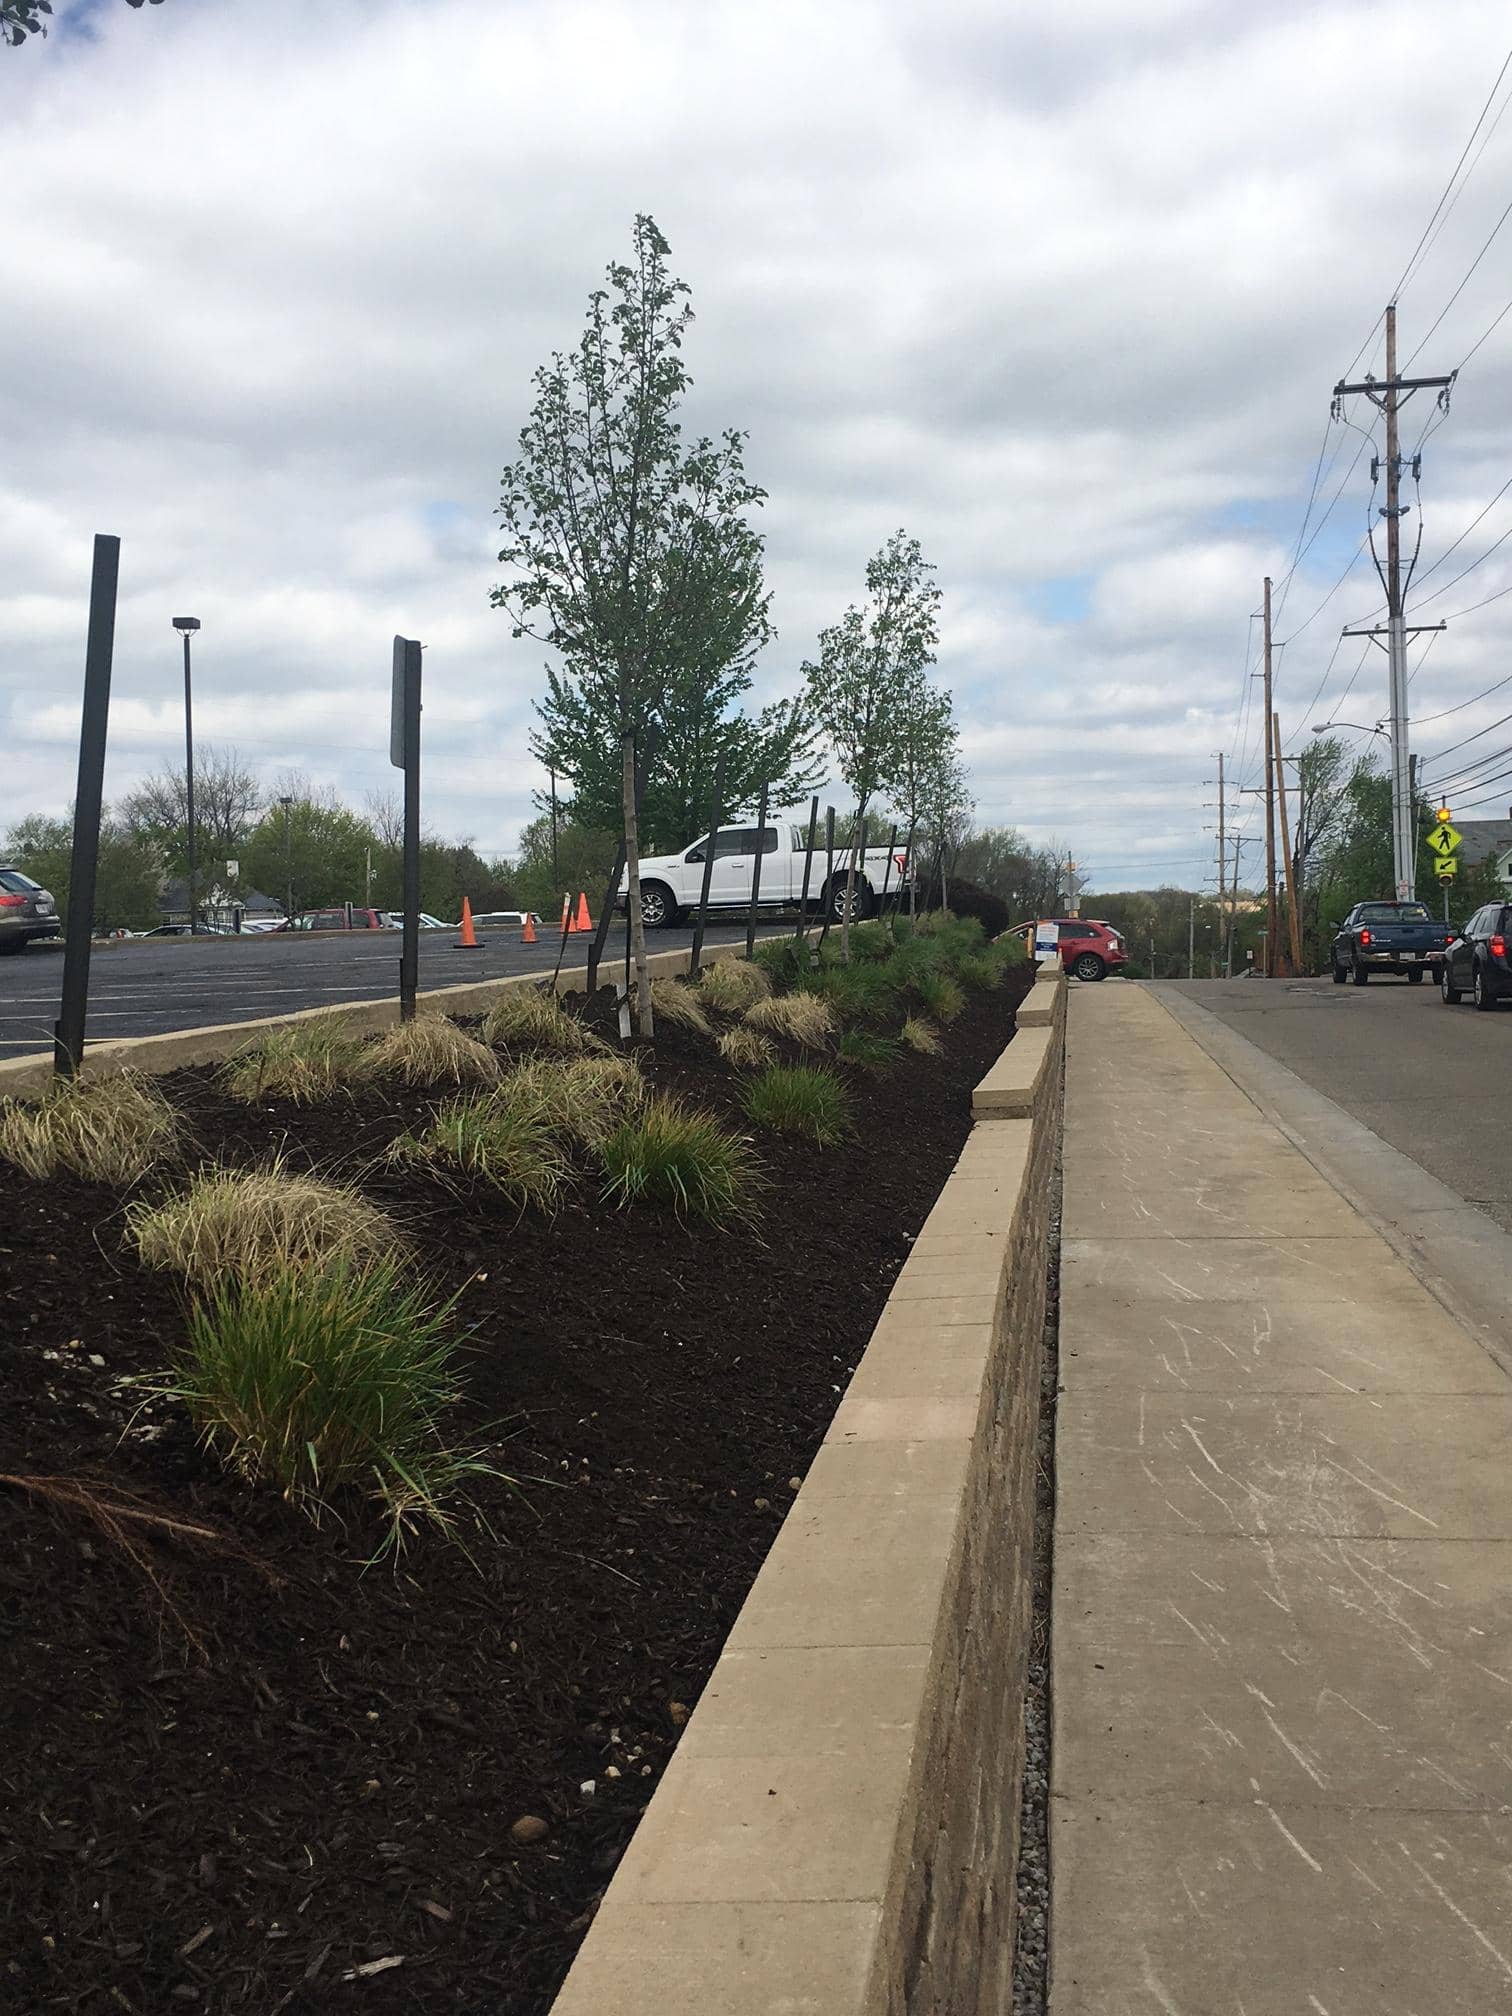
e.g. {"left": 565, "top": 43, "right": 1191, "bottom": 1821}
{"left": 1439, "top": 903, "right": 1512, "bottom": 1011}
{"left": 289, "top": 907, "right": 386, "bottom": 932}
{"left": 1329, "top": 901, "right": 1453, "bottom": 984}
{"left": 0, "top": 867, "right": 61, "bottom": 953}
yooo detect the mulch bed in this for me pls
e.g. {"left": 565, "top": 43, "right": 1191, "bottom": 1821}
{"left": 0, "top": 969, "right": 1031, "bottom": 2015}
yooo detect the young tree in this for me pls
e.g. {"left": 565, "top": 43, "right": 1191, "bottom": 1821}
{"left": 241, "top": 791, "right": 373, "bottom": 917}
{"left": 493, "top": 215, "right": 773, "bottom": 1036}
{"left": 919, "top": 747, "right": 973, "bottom": 913}
{"left": 804, "top": 531, "right": 942, "bottom": 955}
{"left": 888, "top": 671, "right": 956, "bottom": 919}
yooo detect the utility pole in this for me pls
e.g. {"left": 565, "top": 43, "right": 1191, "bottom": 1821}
{"left": 1334, "top": 305, "right": 1453, "bottom": 903}
{"left": 1188, "top": 896, "right": 1195, "bottom": 980}
{"left": 1214, "top": 750, "right": 1227, "bottom": 973}
{"left": 1274, "top": 712, "right": 1303, "bottom": 973}
{"left": 1263, "top": 576, "right": 1278, "bottom": 976}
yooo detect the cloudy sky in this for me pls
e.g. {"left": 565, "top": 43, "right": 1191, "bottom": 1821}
{"left": 7, "top": 0, "right": 1512, "bottom": 892}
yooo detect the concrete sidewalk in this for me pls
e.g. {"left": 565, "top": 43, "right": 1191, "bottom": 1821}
{"left": 1051, "top": 983, "right": 1512, "bottom": 2015}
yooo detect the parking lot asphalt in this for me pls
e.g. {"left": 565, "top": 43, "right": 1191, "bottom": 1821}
{"left": 1157, "top": 973, "right": 1512, "bottom": 1234}
{"left": 0, "top": 921, "right": 770, "bottom": 1057}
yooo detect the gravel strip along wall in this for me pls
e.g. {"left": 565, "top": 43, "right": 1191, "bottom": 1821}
{"left": 549, "top": 959, "right": 1067, "bottom": 2016}
{"left": 0, "top": 943, "right": 740, "bottom": 1098}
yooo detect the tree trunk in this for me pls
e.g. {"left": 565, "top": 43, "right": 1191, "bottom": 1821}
{"left": 622, "top": 732, "right": 655, "bottom": 1039}
{"left": 841, "top": 800, "right": 866, "bottom": 964}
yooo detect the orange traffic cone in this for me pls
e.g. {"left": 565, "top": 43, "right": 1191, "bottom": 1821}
{"left": 574, "top": 890, "right": 593, "bottom": 934}
{"left": 522, "top": 911, "right": 537, "bottom": 945}
{"left": 454, "top": 896, "right": 481, "bottom": 951}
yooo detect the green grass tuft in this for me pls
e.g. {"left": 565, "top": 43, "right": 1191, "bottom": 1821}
{"left": 126, "top": 1159, "right": 399, "bottom": 1283}
{"left": 739, "top": 1064, "right": 854, "bottom": 1146}
{"left": 146, "top": 1258, "right": 490, "bottom": 1549}
{"left": 0, "top": 1072, "right": 180, "bottom": 1186}
{"left": 806, "top": 959, "right": 899, "bottom": 1025}
{"left": 742, "top": 993, "right": 835, "bottom": 1049}
{"left": 392, "top": 1092, "right": 570, "bottom": 1210}
{"left": 901, "top": 1016, "right": 942, "bottom": 1055}
{"left": 482, "top": 986, "right": 605, "bottom": 1055}
{"left": 836, "top": 1028, "right": 900, "bottom": 1070}
{"left": 222, "top": 1017, "right": 368, "bottom": 1105}
{"left": 912, "top": 969, "right": 965, "bottom": 1022}
{"left": 598, "top": 1096, "right": 763, "bottom": 1228}
{"left": 845, "top": 918, "right": 894, "bottom": 962}
{"left": 499, "top": 1053, "right": 645, "bottom": 1152}
{"left": 749, "top": 936, "right": 815, "bottom": 988}
{"left": 365, "top": 1015, "right": 501, "bottom": 1087}
{"left": 697, "top": 958, "right": 773, "bottom": 1015}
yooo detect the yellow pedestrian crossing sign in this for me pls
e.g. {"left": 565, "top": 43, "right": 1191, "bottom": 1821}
{"left": 1425, "top": 823, "right": 1462, "bottom": 859}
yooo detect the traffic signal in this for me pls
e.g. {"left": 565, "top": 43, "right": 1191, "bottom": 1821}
{"left": 1436, "top": 805, "right": 1452, "bottom": 823}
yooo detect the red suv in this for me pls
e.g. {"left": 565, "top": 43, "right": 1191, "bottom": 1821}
{"left": 1051, "top": 918, "right": 1127, "bottom": 983}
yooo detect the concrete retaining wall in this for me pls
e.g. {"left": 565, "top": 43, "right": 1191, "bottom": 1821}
{"left": 549, "top": 967, "right": 1066, "bottom": 2015}
{"left": 0, "top": 943, "right": 744, "bottom": 1100}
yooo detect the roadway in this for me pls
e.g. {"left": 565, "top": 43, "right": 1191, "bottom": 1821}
{"left": 0, "top": 922, "right": 770, "bottom": 1056}
{"left": 1155, "top": 973, "right": 1512, "bottom": 1234}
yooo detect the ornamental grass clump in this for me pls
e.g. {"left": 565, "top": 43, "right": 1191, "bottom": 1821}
{"left": 153, "top": 1258, "right": 487, "bottom": 1547}
{"left": 697, "top": 958, "right": 772, "bottom": 1015}
{"left": 650, "top": 977, "right": 713, "bottom": 1037}
{"left": 805, "top": 959, "right": 898, "bottom": 1026}
{"left": 222, "top": 1017, "right": 367, "bottom": 1105}
{"left": 0, "top": 1072, "right": 179, "bottom": 1186}
{"left": 836, "top": 1028, "right": 900, "bottom": 1071}
{"left": 365, "top": 1015, "right": 501, "bottom": 1088}
{"left": 901, "top": 1016, "right": 942, "bottom": 1055}
{"left": 598, "top": 1095, "right": 762, "bottom": 1228}
{"left": 742, "top": 993, "right": 834, "bottom": 1050}
{"left": 912, "top": 969, "right": 965, "bottom": 1023}
{"left": 501, "top": 1053, "right": 644, "bottom": 1152}
{"left": 482, "top": 986, "right": 604, "bottom": 1055}
{"left": 717, "top": 1026, "right": 775, "bottom": 1071}
{"left": 391, "top": 1092, "right": 570, "bottom": 1210}
{"left": 846, "top": 918, "right": 893, "bottom": 962}
{"left": 749, "top": 935, "right": 814, "bottom": 989}
{"left": 126, "top": 1160, "right": 399, "bottom": 1284}
{"left": 739, "top": 1064, "right": 854, "bottom": 1147}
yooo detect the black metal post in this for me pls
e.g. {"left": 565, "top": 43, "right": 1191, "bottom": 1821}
{"left": 182, "top": 629, "right": 197, "bottom": 934}
{"left": 745, "top": 779, "right": 769, "bottom": 961}
{"left": 816, "top": 806, "right": 836, "bottom": 954}
{"left": 549, "top": 763, "right": 560, "bottom": 880}
{"left": 793, "top": 795, "right": 819, "bottom": 941}
{"left": 54, "top": 535, "right": 119, "bottom": 1079}
{"left": 688, "top": 754, "right": 725, "bottom": 979}
{"left": 399, "top": 638, "right": 422, "bottom": 1021}
{"left": 280, "top": 795, "right": 294, "bottom": 920}
{"left": 878, "top": 822, "right": 899, "bottom": 922}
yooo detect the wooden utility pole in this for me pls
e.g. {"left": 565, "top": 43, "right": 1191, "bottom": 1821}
{"left": 1215, "top": 750, "right": 1226, "bottom": 966}
{"left": 1334, "top": 306, "right": 1454, "bottom": 903}
{"left": 1274, "top": 712, "right": 1303, "bottom": 974}
{"left": 1263, "top": 575, "right": 1278, "bottom": 977}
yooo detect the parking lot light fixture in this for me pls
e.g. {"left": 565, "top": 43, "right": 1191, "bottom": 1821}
{"left": 172, "top": 618, "right": 201, "bottom": 933}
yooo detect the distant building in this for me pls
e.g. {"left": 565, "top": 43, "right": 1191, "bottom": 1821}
{"left": 159, "top": 876, "right": 283, "bottom": 927}
{"left": 1453, "top": 816, "right": 1512, "bottom": 891}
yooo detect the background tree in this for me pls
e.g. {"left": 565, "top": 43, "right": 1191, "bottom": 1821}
{"left": 918, "top": 744, "right": 972, "bottom": 912}
{"left": 5, "top": 812, "right": 161, "bottom": 933}
{"left": 241, "top": 790, "right": 374, "bottom": 917}
{"left": 803, "top": 529, "right": 941, "bottom": 955}
{"left": 512, "top": 814, "right": 619, "bottom": 919}
{"left": 494, "top": 214, "right": 773, "bottom": 1035}
{"left": 888, "top": 671, "right": 956, "bottom": 917}
{"left": 4, "top": 0, "right": 161, "bottom": 45}
{"left": 123, "top": 745, "right": 261, "bottom": 879}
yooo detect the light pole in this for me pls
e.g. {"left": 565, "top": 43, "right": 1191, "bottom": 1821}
{"left": 279, "top": 794, "right": 295, "bottom": 922}
{"left": 172, "top": 618, "right": 201, "bottom": 933}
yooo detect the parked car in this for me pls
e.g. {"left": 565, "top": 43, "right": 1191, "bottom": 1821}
{"left": 0, "top": 866, "right": 61, "bottom": 953}
{"left": 471, "top": 910, "right": 543, "bottom": 930}
{"left": 1439, "top": 902, "right": 1512, "bottom": 1011}
{"left": 1329, "top": 901, "right": 1453, "bottom": 984}
{"left": 289, "top": 907, "right": 387, "bottom": 932}
{"left": 624, "top": 818, "right": 908, "bottom": 929}
{"left": 1044, "top": 918, "right": 1128, "bottom": 983}
{"left": 379, "top": 912, "right": 456, "bottom": 931}
{"left": 136, "top": 922, "right": 232, "bottom": 938}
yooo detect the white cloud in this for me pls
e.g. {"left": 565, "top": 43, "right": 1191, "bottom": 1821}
{"left": 6, "top": 0, "right": 1512, "bottom": 886}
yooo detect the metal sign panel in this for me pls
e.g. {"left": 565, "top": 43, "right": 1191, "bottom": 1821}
{"left": 391, "top": 636, "right": 409, "bottom": 769}
{"left": 1425, "top": 824, "right": 1462, "bottom": 859}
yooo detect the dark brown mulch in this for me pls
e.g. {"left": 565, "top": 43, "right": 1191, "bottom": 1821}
{"left": 0, "top": 970, "right": 1030, "bottom": 2016}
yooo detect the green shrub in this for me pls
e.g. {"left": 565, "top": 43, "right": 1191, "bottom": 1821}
{"left": 0, "top": 1072, "right": 180, "bottom": 1186}
{"left": 127, "top": 1160, "right": 399, "bottom": 1283}
{"left": 365, "top": 1016, "right": 501, "bottom": 1087}
{"left": 913, "top": 969, "right": 965, "bottom": 1022}
{"left": 152, "top": 1258, "right": 487, "bottom": 1546}
{"left": 836, "top": 1028, "right": 900, "bottom": 1070}
{"left": 995, "top": 933, "right": 1029, "bottom": 968}
{"left": 809, "top": 960, "right": 898, "bottom": 1025}
{"left": 482, "top": 986, "right": 604, "bottom": 1055}
{"left": 846, "top": 919, "right": 893, "bottom": 962}
{"left": 750, "top": 935, "right": 814, "bottom": 988}
{"left": 955, "top": 951, "right": 1007, "bottom": 991}
{"left": 901, "top": 1016, "right": 942, "bottom": 1055}
{"left": 222, "top": 1017, "right": 367, "bottom": 1104}
{"left": 697, "top": 958, "right": 772, "bottom": 1014}
{"left": 598, "top": 1096, "right": 762, "bottom": 1227}
{"left": 393, "top": 1092, "right": 570, "bottom": 1209}
{"left": 650, "top": 976, "right": 713, "bottom": 1036}
{"left": 739, "top": 1065, "right": 854, "bottom": 1146}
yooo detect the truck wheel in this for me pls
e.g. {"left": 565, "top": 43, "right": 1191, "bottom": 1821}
{"left": 1407, "top": 966, "right": 1424, "bottom": 983}
{"left": 827, "top": 879, "right": 871, "bottom": 923}
{"left": 639, "top": 883, "right": 680, "bottom": 931}
{"left": 1351, "top": 958, "right": 1370, "bottom": 985}
{"left": 1330, "top": 957, "right": 1347, "bottom": 984}
{"left": 1441, "top": 964, "right": 1463, "bottom": 1005}
{"left": 1474, "top": 964, "right": 1497, "bottom": 1012}
{"left": 1072, "top": 952, "right": 1106, "bottom": 982}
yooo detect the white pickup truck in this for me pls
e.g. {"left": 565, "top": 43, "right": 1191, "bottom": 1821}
{"left": 624, "top": 818, "right": 909, "bottom": 930}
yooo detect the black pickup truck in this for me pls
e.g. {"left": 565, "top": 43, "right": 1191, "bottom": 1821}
{"left": 1329, "top": 901, "right": 1454, "bottom": 985}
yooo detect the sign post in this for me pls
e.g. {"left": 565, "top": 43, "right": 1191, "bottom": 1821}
{"left": 391, "top": 637, "right": 423, "bottom": 1023}
{"left": 54, "top": 536, "right": 120, "bottom": 1079}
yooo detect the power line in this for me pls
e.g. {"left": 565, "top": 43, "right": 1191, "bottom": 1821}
{"left": 1406, "top": 470, "right": 1512, "bottom": 590}
{"left": 1405, "top": 186, "right": 1512, "bottom": 366}
{"left": 1414, "top": 665, "right": 1512, "bottom": 724}
{"left": 1390, "top": 44, "right": 1512, "bottom": 312}
{"left": 1408, "top": 514, "right": 1512, "bottom": 610}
